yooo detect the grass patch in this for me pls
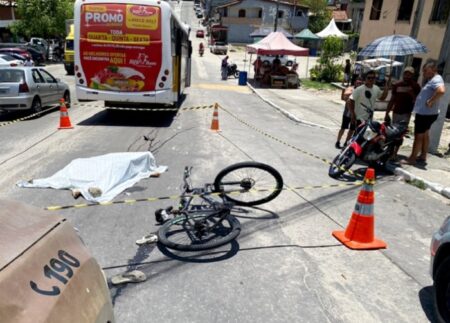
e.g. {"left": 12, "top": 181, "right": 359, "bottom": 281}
{"left": 407, "top": 178, "right": 426, "bottom": 190}
{"left": 301, "top": 79, "right": 336, "bottom": 91}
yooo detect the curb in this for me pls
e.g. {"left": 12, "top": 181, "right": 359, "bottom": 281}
{"left": 246, "top": 82, "right": 333, "bottom": 130}
{"left": 385, "top": 163, "right": 450, "bottom": 199}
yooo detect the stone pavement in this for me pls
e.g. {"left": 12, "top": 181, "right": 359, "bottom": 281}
{"left": 245, "top": 80, "right": 450, "bottom": 200}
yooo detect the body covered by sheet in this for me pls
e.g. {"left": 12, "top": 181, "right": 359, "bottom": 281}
{"left": 17, "top": 152, "right": 167, "bottom": 202}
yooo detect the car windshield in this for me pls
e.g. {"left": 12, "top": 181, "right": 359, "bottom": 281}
{"left": 66, "top": 40, "right": 74, "bottom": 50}
{"left": 0, "top": 69, "right": 25, "bottom": 83}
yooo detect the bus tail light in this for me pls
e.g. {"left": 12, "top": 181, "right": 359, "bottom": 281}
{"left": 164, "top": 69, "right": 169, "bottom": 75}
{"left": 159, "top": 82, "right": 164, "bottom": 88}
{"left": 161, "top": 76, "right": 167, "bottom": 82}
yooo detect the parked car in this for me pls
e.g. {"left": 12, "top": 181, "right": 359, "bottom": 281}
{"left": 0, "top": 48, "right": 31, "bottom": 60}
{"left": 431, "top": 216, "right": 450, "bottom": 322}
{"left": 26, "top": 47, "right": 46, "bottom": 65}
{"left": 210, "top": 41, "right": 228, "bottom": 55}
{"left": 0, "top": 198, "right": 115, "bottom": 323}
{"left": 196, "top": 30, "right": 205, "bottom": 38}
{"left": 196, "top": 12, "right": 203, "bottom": 18}
{"left": 259, "top": 54, "right": 294, "bottom": 67}
{"left": 0, "top": 66, "right": 70, "bottom": 113}
{"left": 0, "top": 54, "right": 24, "bottom": 67}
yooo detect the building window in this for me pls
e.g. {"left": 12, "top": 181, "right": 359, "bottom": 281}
{"left": 238, "top": 9, "right": 246, "bottom": 18}
{"left": 430, "top": 0, "right": 450, "bottom": 23}
{"left": 223, "top": 8, "right": 228, "bottom": 17}
{"left": 296, "top": 10, "right": 303, "bottom": 17}
{"left": 258, "top": 9, "right": 262, "bottom": 18}
{"left": 370, "top": 0, "right": 383, "bottom": 20}
{"left": 277, "top": 10, "right": 283, "bottom": 18}
{"left": 397, "top": 0, "right": 414, "bottom": 21}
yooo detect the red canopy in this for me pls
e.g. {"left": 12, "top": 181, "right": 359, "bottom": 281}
{"left": 246, "top": 32, "right": 309, "bottom": 56}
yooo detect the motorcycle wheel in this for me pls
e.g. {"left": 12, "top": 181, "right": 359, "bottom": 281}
{"left": 328, "top": 148, "right": 356, "bottom": 178}
{"left": 234, "top": 70, "right": 239, "bottom": 78}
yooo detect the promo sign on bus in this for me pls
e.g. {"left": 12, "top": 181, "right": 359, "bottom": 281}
{"left": 80, "top": 4, "right": 162, "bottom": 92}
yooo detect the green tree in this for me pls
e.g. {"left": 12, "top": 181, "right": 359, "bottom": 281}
{"left": 303, "top": 0, "right": 331, "bottom": 33}
{"left": 310, "top": 36, "right": 344, "bottom": 82}
{"left": 11, "top": 0, "right": 74, "bottom": 39}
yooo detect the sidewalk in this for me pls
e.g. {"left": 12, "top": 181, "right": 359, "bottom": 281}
{"left": 246, "top": 79, "right": 450, "bottom": 200}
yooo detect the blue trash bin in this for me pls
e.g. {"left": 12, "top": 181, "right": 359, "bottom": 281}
{"left": 238, "top": 71, "right": 247, "bottom": 86}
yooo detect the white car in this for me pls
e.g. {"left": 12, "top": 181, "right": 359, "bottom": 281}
{"left": 0, "top": 66, "right": 70, "bottom": 113}
{"left": 259, "top": 55, "right": 294, "bottom": 67}
{"left": 430, "top": 215, "right": 450, "bottom": 322}
{"left": 0, "top": 54, "right": 24, "bottom": 67}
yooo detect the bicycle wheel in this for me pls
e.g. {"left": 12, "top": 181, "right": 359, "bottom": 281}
{"left": 157, "top": 213, "right": 241, "bottom": 251}
{"left": 213, "top": 162, "right": 283, "bottom": 206}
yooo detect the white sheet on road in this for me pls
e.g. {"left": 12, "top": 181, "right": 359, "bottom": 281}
{"left": 16, "top": 152, "right": 167, "bottom": 202}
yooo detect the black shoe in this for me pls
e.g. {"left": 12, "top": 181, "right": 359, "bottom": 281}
{"left": 335, "top": 142, "right": 341, "bottom": 149}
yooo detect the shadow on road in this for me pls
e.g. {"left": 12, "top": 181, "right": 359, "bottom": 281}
{"left": 77, "top": 108, "right": 178, "bottom": 127}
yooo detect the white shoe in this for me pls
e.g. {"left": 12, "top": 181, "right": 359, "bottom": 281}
{"left": 135, "top": 234, "right": 158, "bottom": 246}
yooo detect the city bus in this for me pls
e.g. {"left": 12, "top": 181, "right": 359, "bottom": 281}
{"left": 74, "top": 0, "right": 191, "bottom": 108}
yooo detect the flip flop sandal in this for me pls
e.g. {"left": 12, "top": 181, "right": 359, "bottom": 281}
{"left": 136, "top": 233, "right": 158, "bottom": 246}
{"left": 111, "top": 270, "right": 147, "bottom": 285}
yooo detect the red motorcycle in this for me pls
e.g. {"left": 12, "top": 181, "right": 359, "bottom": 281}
{"left": 329, "top": 92, "right": 408, "bottom": 178}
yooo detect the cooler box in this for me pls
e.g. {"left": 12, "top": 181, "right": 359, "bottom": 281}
{"left": 238, "top": 71, "right": 247, "bottom": 86}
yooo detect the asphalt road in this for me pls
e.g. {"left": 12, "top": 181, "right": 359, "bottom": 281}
{"left": 0, "top": 2, "right": 449, "bottom": 322}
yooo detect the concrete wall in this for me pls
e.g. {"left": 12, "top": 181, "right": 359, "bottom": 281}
{"left": 358, "top": 0, "right": 447, "bottom": 69}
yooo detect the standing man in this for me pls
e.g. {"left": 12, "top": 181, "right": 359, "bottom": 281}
{"left": 335, "top": 78, "right": 363, "bottom": 148}
{"left": 343, "top": 59, "right": 351, "bottom": 86}
{"left": 23, "top": 56, "right": 34, "bottom": 66}
{"left": 348, "top": 70, "right": 390, "bottom": 126}
{"left": 403, "top": 59, "right": 446, "bottom": 165}
{"left": 221, "top": 55, "right": 229, "bottom": 80}
{"left": 384, "top": 66, "right": 421, "bottom": 159}
{"left": 253, "top": 56, "right": 262, "bottom": 78}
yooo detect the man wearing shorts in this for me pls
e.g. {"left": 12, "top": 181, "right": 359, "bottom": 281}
{"left": 335, "top": 78, "right": 363, "bottom": 148}
{"left": 403, "top": 59, "right": 446, "bottom": 165}
{"left": 385, "top": 66, "right": 421, "bottom": 159}
{"left": 348, "top": 70, "right": 390, "bottom": 127}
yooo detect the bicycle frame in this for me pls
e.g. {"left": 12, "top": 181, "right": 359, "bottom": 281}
{"left": 175, "top": 167, "right": 233, "bottom": 235}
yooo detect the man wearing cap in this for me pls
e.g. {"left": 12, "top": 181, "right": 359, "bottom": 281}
{"left": 385, "top": 66, "right": 421, "bottom": 159}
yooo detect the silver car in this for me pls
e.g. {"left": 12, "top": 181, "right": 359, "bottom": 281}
{"left": 0, "top": 67, "right": 70, "bottom": 113}
{"left": 430, "top": 216, "right": 450, "bottom": 322}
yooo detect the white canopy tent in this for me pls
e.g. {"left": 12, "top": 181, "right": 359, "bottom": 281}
{"left": 315, "top": 18, "right": 349, "bottom": 40}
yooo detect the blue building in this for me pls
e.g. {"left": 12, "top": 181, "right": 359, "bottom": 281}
{"left": 213, "top": 0, "right": 309, "bottom": 43}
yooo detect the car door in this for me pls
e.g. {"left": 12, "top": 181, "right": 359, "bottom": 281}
{"left": 38, "top": 69, "right": 60, "bottom": 104}
{"left": 31, "top": 69, "right": 51, "bottom": 106}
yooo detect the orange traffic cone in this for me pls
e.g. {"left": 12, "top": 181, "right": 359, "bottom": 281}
{"left": 210, "top": 103, "right": 221, "bottom": 132}
{"left": 332, "top": 168, "right": 386, "bottom": 250}
{"left": 58, "top": 98, "right": 73, "bottom": 130}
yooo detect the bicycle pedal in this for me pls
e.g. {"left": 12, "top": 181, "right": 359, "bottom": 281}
{"left": 136, "top": 234, "right": 158, "bottom": 246}
{"left": 155, "top": 208, "right": 171, "bottom": 224}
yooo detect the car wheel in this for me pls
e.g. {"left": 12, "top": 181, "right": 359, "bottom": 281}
{"left": 63, "top": 91, "right": 71, "bottom": 108}
{"left": 31, "top": 98, "right": 42, "bottom": 114}
{"left": 434, "top": 256, "right": 450, "bottom": 322}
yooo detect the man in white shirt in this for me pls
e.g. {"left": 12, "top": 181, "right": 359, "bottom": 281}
{"left": 348, "top": 70, "right": 390, "bottom": 126}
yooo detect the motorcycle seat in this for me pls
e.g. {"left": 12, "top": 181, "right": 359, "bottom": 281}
{"left": 385, "top": 123, "right": 407, "bottom": 138}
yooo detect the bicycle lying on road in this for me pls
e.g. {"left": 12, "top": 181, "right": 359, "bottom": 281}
{"left": 156, "top": 162, "right": 283, "bottom": 251}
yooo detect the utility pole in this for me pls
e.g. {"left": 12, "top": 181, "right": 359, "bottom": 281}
{"left": 273, "top": 0, "right": 280, "bottom": 32}
{"left": 406, "top": 0, "right": 425, "bottom": 66}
